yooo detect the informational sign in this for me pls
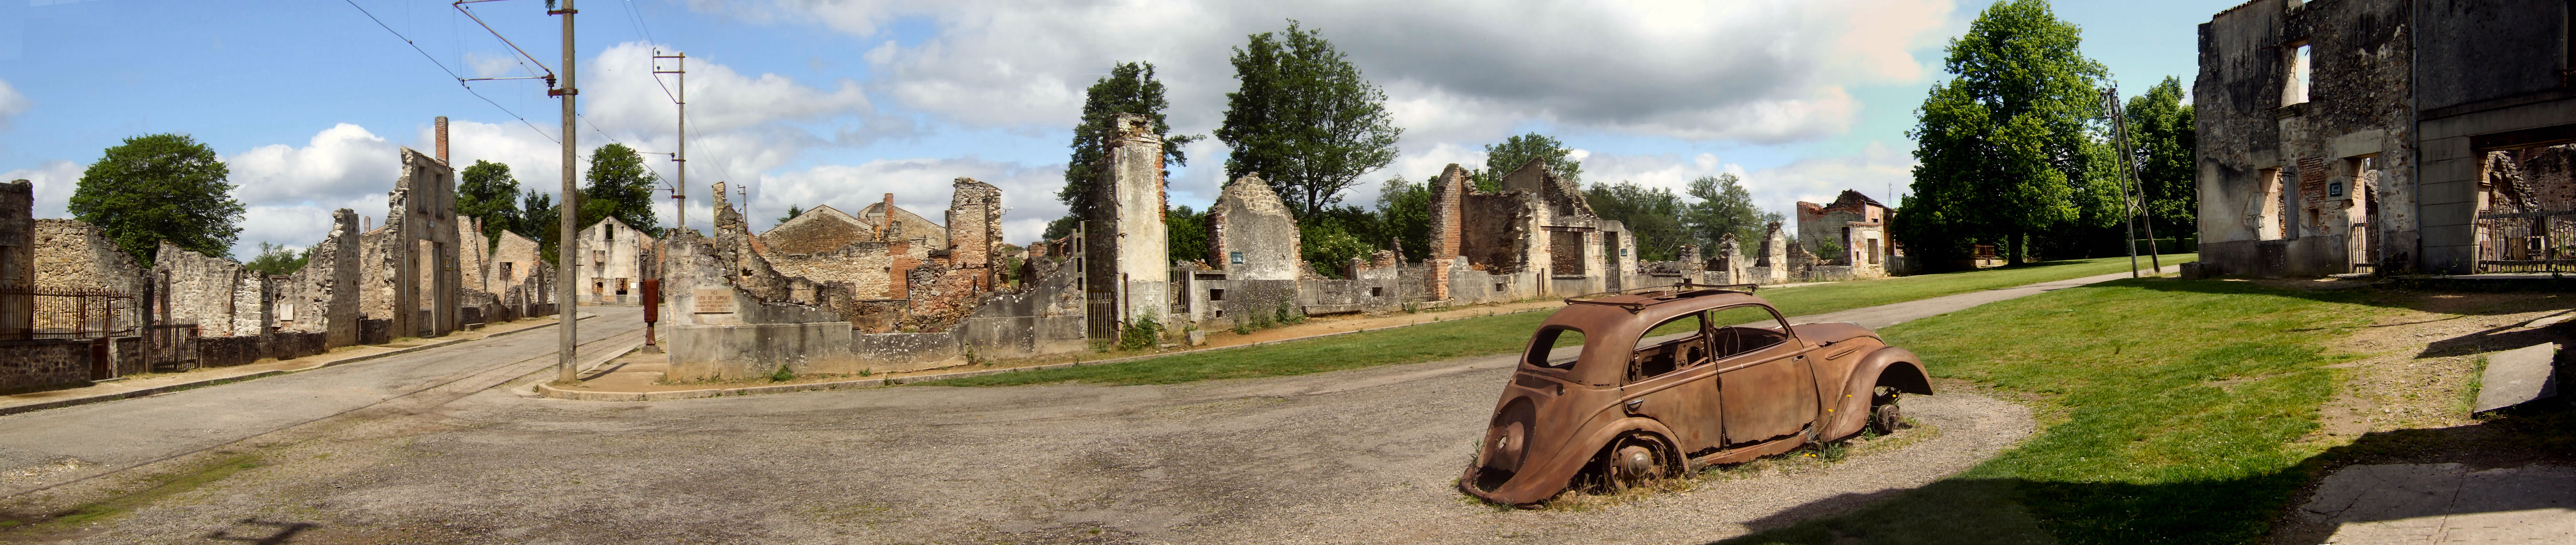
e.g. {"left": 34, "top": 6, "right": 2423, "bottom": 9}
{"left": 693, "top": 289, "right": 735, "bottom": 313}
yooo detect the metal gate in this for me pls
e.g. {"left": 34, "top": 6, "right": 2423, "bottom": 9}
{"left": 2476, "top": 209, "right": 2576, "bottom": 273}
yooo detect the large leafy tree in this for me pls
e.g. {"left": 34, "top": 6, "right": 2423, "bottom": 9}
{"left": 2123, "top": 76, "right": 2196, "bottom": 239}
{"left": 1584, "top": 181, "right": 1686, "bottom": 261}
{"left": 242, "top": 242, "right": 310, "bottom": 276}
{"left": 1048, "top": 62, "right": 1200, "bottom": 241}
{"left": 1905, "top": 0, "right": 2107, "bottom": 265}
{"left": 1217, "top": 21, "right": 1403, "bottom": 217}
{"left": 457, "top": 160, "right": 524, "bottom": 250}
{"left": 1680, "top": 173, "right": 1779, "bottom": 249}
{"left": 578, "top": 143, "right": 661, "bottom": 237}
{"left": 70, "top": 133, "right": 244, "bottom": 267}
{"left": 1484, "top": 133, "right": 1583, "bottom": 191}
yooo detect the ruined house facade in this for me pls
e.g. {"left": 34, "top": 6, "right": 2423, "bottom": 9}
{"left": 2198, "top": 0, "right": 2576, "bottom": 276}
{"left": 1795, "top": 190, "right": 1891, "bottom": 278}
{"left": 574, "top": 217, "right": 656, "bottom": 306}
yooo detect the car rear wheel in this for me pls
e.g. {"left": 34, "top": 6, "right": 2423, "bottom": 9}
{"left": 1598, "top": 433, "right": 1670, "bottom": 491}
{"left": 1868, "top": 385, "right": 1904, "bottom": 435}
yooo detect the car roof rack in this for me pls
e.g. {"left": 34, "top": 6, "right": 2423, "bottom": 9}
{"left": 1563, "top": 281, "right": 1758, "bottom": 312}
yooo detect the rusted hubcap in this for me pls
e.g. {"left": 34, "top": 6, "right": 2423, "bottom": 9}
{"left": 1870, "top": 402, "right": 1903, "bottom": 435}
{"left": 1603, "top": 437, "right": 1666, "bottom": 491}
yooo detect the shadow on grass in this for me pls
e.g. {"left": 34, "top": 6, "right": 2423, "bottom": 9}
{"left": 1715, "top": 278, "right": 2576, "bottom": 545}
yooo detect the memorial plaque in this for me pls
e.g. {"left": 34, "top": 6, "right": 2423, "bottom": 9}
{"left": 693, "top": 289, "right": 736, "bottom": 313}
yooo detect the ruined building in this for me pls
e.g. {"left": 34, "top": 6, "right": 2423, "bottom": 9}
{"left": 1795, "top": 190, "right": 1891, "bottom": 278}
{"left": 575, "top": 217, "right": 656, "bottom": 305}
{"left": 2198, "top": 0, "right": 2576, "bottom": 276}
{"left": 1087, "top": 114, "right": 1172, "bottom": 336}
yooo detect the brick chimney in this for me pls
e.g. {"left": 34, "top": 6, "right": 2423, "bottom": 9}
{"left": 434, "top": 116, "right": 450, "bottom": 164}
{"left": 880, "top": 193, "right": 895, "bottom": 241}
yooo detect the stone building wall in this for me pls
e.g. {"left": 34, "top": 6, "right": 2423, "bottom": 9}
{"left": 758, "top": 204, "right": 876, "bottom": 255}
{"left": 0, "top": 339, "right": 89, "bottom": 393}
{"left": 279, "top": 209, "right": 361, "bottom": 347}
{"left": 154, "top": 241, "right": 251, "bottom": 337}
{"left": 765, "top": 242, "right": 904, "bottom": 300}
{"left": 1207, "top": 174, "right": 1301, "bottom": 281}
{"left": 30, "top": 220, "right": 142, "bottom": 334}
{"left": 0, "top": 180, "right": 29, "bottom": 337}
{"left": 574, "top": 217, "right": 657, "bottom": 305}
{"left": 1086, "top": 114, "right": 1171, "bottom": 333}
{"left": 859, "top": 198, "right": 949, "bottom": 250}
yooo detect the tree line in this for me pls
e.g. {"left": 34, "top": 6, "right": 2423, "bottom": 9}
{"left": 68, "top": 132, "right": 666, "bottom": 275}
{"left": 1050, "top": 21, "right": 1786, "bottom": 277}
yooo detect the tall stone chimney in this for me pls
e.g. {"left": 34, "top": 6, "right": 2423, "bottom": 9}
{"left": 434, "top": 116, "right": 450, "bottom": 164}
{"left": 880, "top": 193, "right": 895, "bottom": 241}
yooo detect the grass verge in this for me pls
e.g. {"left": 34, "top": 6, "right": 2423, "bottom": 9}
{"left": 1720, "top": 278, "right": 2383, "bottom": 545}
{"left": 1, "top": 454, "right": 263, "bottom": 533}
{"left": 921, "top": 254, "right": 2193, "bottom": 387}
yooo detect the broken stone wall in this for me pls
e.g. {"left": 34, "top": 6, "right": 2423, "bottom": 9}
{"left": 2197, "top": 0, "right": 2415, "bottom": 276}
{"left": 1207, "top": 174, "right": 1301, "bottom": 281}
{"left": 758, "top": 204, "right": 877, "bottom": 255}
{"left": 1086, "top": 113, "right": 1171, "bottom": 334}
{"left": 860, "top": 197, "right": 949, "bottom": 250}
{"left": 154, "top": 241, "right": 251, "bottom": 337}
{"left": 278, "top": 209, "right": 360, "bottom": 347}
{"left": 30, "top": 220, "right": 143, "bottom": 335}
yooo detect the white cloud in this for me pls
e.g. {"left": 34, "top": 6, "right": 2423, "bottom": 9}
{"left": 715, "top": 0, "right": 1955, "bottom": 144}
{"left": 227, "top": 123, "right": 401, "bottom": 206}
{"left": 1, "top": 160, "right": 81, "bottom": 220}
{"left": 0, "top": 79, "right": 26, "bottom": 129}
{"left": 1739, "top": 141, "right": 1917, "bottom": 214}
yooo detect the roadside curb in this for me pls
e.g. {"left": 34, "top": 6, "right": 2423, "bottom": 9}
{"left": 0, "top": 313, "right": 597, "bottom": 417}
{"left": 538, "top": 305, "right": 1561, "bottom": 401}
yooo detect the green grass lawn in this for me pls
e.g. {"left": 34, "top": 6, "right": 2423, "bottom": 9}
{"left": 919, "top": 253, "right": 2194, "bottom": 387}
{"left": 1723, "top": 278, "right": 2385, "bottom": 545}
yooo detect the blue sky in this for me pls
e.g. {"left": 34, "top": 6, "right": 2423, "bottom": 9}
{"left": 0, "top": 0, "right": 2246, "bottom": 260}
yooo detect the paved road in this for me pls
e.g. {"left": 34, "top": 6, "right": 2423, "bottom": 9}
{"left": 0, "top": 307, "right": 644, "bottom": 498}
{"left": 0, "top": 269, "right": 2175, "bottom": 544}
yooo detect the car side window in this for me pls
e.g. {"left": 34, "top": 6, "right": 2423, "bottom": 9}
{"left": 1525, "top": 326, "right": 1585, "bottom": 369}
{"left": 1629, "top": 312, "right": 1707, "bottom": 383}
{"left": 1706, "top": 304, "right": 1790, "bottom": 360}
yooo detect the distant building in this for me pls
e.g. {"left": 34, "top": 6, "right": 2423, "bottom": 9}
{"left": 1795, "top": 190, "right": 1890, "bottom": 278}
{"left": 575, "top": 217, "right": 656, "bottom": 305}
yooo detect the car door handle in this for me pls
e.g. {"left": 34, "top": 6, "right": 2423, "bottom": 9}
{"left": 1625, "top": 398, "right": 1645, "bottom": 414}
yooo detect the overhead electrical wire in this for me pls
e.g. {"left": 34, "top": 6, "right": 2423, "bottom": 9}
{"left": 342, "top": 0, "right": 557, "bottom": 144}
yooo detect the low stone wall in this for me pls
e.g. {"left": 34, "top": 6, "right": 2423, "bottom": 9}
{"left": 852, "top": 332, "right": 959, "bottom": 369}
{"left": 669, "top": 322, "right": 858, "bottom": 381}
{"left": 0, "top": 338, "right": 91, "bottom": 393}
{"left": 953, "top": 315, "right": 1085, "bottom": 358}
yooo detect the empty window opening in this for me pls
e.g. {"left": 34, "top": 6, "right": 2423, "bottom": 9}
{"left": 1631, "top": 312, "right": 1707, "bottom": 383}
{"left": 1494, "top": 282, "right": 1506, "bottom": 293}
{"left": 1868, "top": 239, "right": 1881, "bottom": 265}
{"left": 1209, "top": 289, "right": 1226, "bottom": 301}
{"left": 616, "top": 278, "right": 630, "bottom": 295}
{"left": 500, "top": 262, "right": 513, "bottom": 280}
{"left": 2284, "top": 42, "right": 2312, "bottom": 106}
{"left": 1525, "top": 326, "right": 1586, "bottom": 369}
{"left": 604, "top": 228, "right": 615, "bottom": 242}
{"left": 1369, "top": 286, "right": 1384, "bottom": 298}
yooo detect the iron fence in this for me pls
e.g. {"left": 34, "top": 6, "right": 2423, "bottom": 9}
{"left": 2476, "top": 209, "right": 2576, "bottom": 273}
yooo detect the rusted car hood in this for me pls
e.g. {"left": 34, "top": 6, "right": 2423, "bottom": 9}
{"left": 1792, "top": 322, "right": 1876, "bottom": 346}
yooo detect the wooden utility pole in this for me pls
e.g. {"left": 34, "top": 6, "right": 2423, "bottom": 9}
{"left": 552, "top": 0, "right": 580, "bottom": 382}
{"left": 2103, "top": 87, "right": 2163, "bottom": 277}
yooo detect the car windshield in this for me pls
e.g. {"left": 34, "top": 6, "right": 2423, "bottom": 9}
{"left": 1524, "top": 326, "right": 1586, "bottom": 369}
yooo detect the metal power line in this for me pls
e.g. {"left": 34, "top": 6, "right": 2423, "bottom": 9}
{"left": 341, "top": 0, "right": 557, "bottom": 143}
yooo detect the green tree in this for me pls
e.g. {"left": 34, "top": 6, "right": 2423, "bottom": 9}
{"left": 520, "top": 191, "right": 561, "bottom": 265}
{"left": 1680, "top": 173, "right": 1777, "bottom": 248}
{"left": 1166, "top": 205, "right": 1210, "bottom": 266}
{"left": 242, "top": 242, "right": 310, "bottom": 277}
{"left": 1905, "top": 0, "right": 2108, "bottom": 265}
{"left": 1485, "top": 133, "right": 1582, "bottom": 191}
{"left": 1217, "top": 21, "right": 1403, "bottom": 217}
{"left": 578, "top": 143, "right": 661, "bottom": 236}
{"left": 2123, "top": 75, "right": 2196, "bottom": 238}
{"left": 1298, "top": 205, "right": 1383, "bottom": 278}
{"left": 777, "top": 204, "right": 804, "bottom": 226}
{"left": 69, "top": 133, "right": 244, "bottom": 267}
{"left": 1376, "top": 176, "right": 1433, "bottom": 262}
{"left": 1583, "top": 181, "right": 1686, "bottom": 261}
{"left": 1048, "top": 61, "right": 1199, "bottom": 241}
{"left": 457, "top": 160, "right": 524, "bottom": 250}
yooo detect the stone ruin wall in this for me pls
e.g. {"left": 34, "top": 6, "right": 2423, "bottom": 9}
{"left": 154, "top": 240, "right": 254, "bottom": 337}
{"left": 30, "top": 220, "right": 142, "bottom": 333}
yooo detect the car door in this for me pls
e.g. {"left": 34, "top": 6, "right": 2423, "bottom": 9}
{"left": 1621, "top": 310, "right": 1724, "bottom": 454}
{"left": 1708, "top": 304, "right": 1818, "bottom": 446}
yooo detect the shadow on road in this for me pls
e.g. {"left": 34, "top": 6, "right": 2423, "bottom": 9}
{"left": 205, "top": 518, "right": 317, "bottom": 545}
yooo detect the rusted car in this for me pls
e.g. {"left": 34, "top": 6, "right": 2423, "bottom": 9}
{"left": 1460, "top": 283, "right": 1933, "bottom": 505}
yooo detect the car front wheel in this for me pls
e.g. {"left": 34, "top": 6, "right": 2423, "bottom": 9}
{"left": 1868, "top": 385, "right": 1904, "bottom": 435}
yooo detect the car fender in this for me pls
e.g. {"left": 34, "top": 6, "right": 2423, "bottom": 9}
{"left": 1465, "top": 415, "right": 1681, "bottom": 506}
{"left": 1822, "top": 347, "right": 1932, "bottom": 439}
